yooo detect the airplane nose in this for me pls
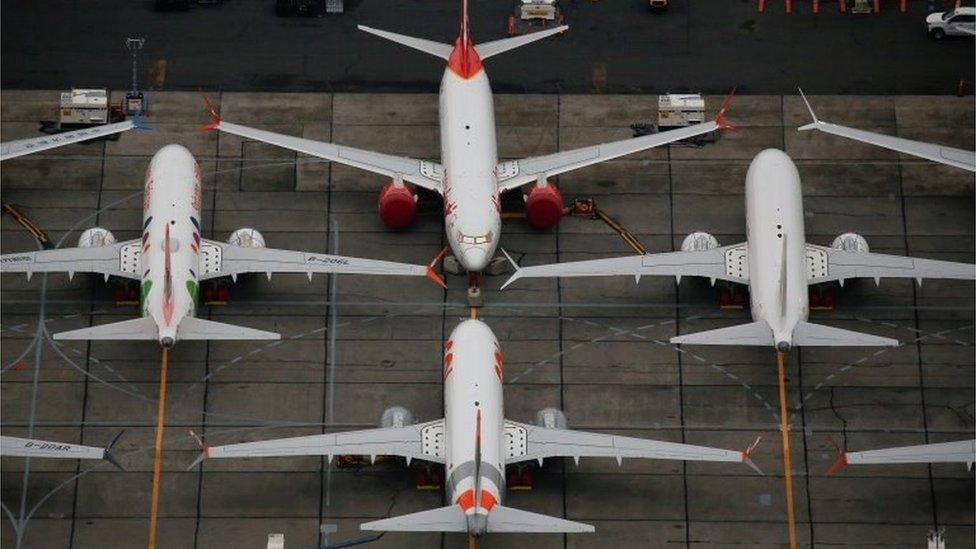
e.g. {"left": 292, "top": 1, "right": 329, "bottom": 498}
{"left": 460, "top": 247, "right": 489, "bottom": 272}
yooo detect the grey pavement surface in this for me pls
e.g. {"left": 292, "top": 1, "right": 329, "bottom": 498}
{"left": 1, "top": 90, "right": 974, "bottom": 549}
{"left": 1, "top": 0, "right": 975, "bottom": 94}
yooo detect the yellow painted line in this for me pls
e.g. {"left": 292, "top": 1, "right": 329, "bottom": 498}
{"left": 776, "top": 351, "right": 798, "bottom": 549}
{"left": 147, "top": 346, "right": 169, "bottom": 549}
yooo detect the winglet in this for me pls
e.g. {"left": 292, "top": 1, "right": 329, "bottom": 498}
{"left": 741, "top": 434, "right": 764, "bottom": 475}
{"left": 131, "top": 116, "right": 152, "bottom": 132}
{"left": 103, "top": 430, "right": 125, "bottom": 471}
{"left": 825, "top": 435, "right": 848, "bottom": 476}
{"left": 200, "top": 93, "right": 220, "bottom": 131}
{"left": 186, "top": 430, "right": 211, "bottom": 471}
{"left": 426, "top": 246, "right": 449, "bottom": 289}
{"left": 714, "top": 87, "right": 737, "bottom": 132}
{"left": 797, "top": 87, "right": 820, "bottom": 131}
{"left": 499, "top": 248, "right": 521, "bottom": 290}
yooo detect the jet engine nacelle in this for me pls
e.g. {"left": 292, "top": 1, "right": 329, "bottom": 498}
{"left": 77, "top": 227, "right": 116, "bottom": 248}
{"left": 378, "top": 182, "right": 417, "bottom": 229}
{"left": 380, "top": 406, "right": 414, "bottom": 429}
{"left": 534, "top": 407, "right": 567, "bottom": 430}
{"left": 227, "top": 228, "right": 266, "bottom": 248}
{"left": 681, "top": 231, "right": 720, "bottom": 252}
{"left": 831, "top": 232, "right": 869, "bottom": 253}
{"left": 524, "top": 183, "right": 564, "bottom": 229}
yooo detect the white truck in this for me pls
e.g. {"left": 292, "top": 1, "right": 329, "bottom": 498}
{"left": 59, "top": 89, "right": 110, "bottom": 126}
{"left": 657, "top": 94, "right": 705, "bottom": 130}
{"left": 508, "top": 0, "right": 564, "bottom": 36}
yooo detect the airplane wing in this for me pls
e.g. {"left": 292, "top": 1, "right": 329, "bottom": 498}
{"left": 805, "top": 244, "right": 976, "bottom": 286}
{"left": 496, "top": 91, "right": 735, "bottom": 193}
{"left": 202, "top": 102, "right": 442, "bottom": 194}
{"left": 0, "top": 240, "right": 142, "bottom": 281}
{"left": 501, "top": 244, "right": 749, "bottom": 290}
{"left": 1, "top": 435, "right": 105, "bottom": 459}
{"left": 828, "top": 439, "right": 975, "bottom": 474}
{"left": 503, "top": 420, "right": 757, "bottom": 470}
{"left": 199, "top": 419, "right": 446, "bottom": 465}
{"left": 797, "top": 89, "right": 975, "bottom": 172}
{"left": 0, "top": 433, "right": 123, "bottom": 469}
{"left": 0, "top": 119, "right": 139, "bottom": 161}
{"left": 198, "top": 239, "right": 443, "bottom": 286}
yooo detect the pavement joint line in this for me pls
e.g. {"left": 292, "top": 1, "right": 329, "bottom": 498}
{"left": 788, "top": 324, "right": 975, "bottom": 422}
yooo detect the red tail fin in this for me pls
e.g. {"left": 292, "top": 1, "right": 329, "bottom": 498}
{"left": 460, "top": 0, "right": 470, "bottom": 45}
{"left": 448, "top": 0, "right": 482, "bottom": 78}
{"left": 162, "top": 224, "right": 175, "bottom": 325}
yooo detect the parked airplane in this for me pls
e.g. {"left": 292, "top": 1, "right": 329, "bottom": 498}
{"left": 1, "top": 433, "right": 123, "bottom": 469}
{"left": 502, "top": 148, "right": 976, "bottom": 350}
{"left": 1, "top": 119, "right": 141, "bottom": 161}
{"left": 797, "top": 89, "right": 975, "bottom": 172}
{"left": 193, "top": 318, "right": 761, "bottom": 536}
{"left": 0, "top": 144, "right": 445, "bottom": 347}
{"left": 200, "top": 0, "right": 733, "bottom": 279}
{"left": 826, "top": 438, "right": 976, "bottom": 474}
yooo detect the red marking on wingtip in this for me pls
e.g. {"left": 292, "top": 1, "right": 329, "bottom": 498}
{"left": 425, "top": 246, "right": 448, "bottom": 288}
{"left": 13, "top": 360, "right": 26, "bottom": 371}
{"left": 426, "top": 266, "right": 448, "bottom": 289}
{"left": 199, "top": 92, "right": 220, "bottom": 131}
{"left": 715, "top": 87, "right": 737, "bottom": 131}
{"left": 202, "top": 444, "right": 211, "bottom": 458}
{"left": 741, "top": 434, "right": 762, "bottom": 460}
{"left": 825, "top": 453, "right": 848, "bottom": 476}
{"left": 825, "top": 435, "right": 848, "bottom": 476}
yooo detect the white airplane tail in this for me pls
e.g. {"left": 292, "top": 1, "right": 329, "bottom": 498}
{"left": 358, "top": 0, "right": 566, "bottom": 62}
{"left": 53, "top": 316, "right": 279, "bottom": 341}
{"left": 360, "top": 504, "right": 593, "bottom": 534}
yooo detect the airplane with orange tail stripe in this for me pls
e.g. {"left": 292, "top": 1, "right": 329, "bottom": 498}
{"left": 0, "top": 144, "right": 445, "bottom": 347}
{"left": 199, "top": 0, "right": 733, "bottom": 280}
{"left": 192, "top": 318, "right": 761, "bottom": 536}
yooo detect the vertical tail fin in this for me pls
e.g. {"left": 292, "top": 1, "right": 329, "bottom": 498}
{"left": 779, "top": 234, "right": 788, "bottom": 319}
{"left": 460, "top": 0, "right": 471, "bottom": 45}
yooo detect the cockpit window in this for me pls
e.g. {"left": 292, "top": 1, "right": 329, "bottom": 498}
{"left": 457, "top": 231, "right": 493, "bottom": 244}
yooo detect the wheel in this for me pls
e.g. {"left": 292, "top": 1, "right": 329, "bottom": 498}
{"left": 930, "top": 28, "right": 946, "bottom": 40}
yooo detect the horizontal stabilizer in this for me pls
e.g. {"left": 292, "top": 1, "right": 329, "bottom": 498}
{"left": 357, "top": 25, "right": 452, "bottom": 59}
{"left": 487, "top": 505, "right": 594, "bottom": 533}
{"left": 476, "top": 26, "right": 568, "bottom": 59}
{"left": 670, "top": 321, "right": 773, "bottom": 346}
{"left": 53, "top": 317, "right": 158, "bottom": 341}
{"left": 792, "top": 321, "right": 898, "bottom": 347}
{"left": 176, "top": 316, "right": 279, "bottom": 340}
{"left": 360, "top": 505, "right": 467, "bottom": 532}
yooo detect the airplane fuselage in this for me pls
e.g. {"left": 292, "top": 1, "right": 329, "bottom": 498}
{"left": 439, "top": 56, "right": 503, "bottom": 273}
{"left": 141, "top": 144, "right": 204, "bottom": 346}
{"left": 744, "top": 149, "right": 810, "bottom": 351}
{"left": 443, "top": 319, "right": 505, "bottom": 535}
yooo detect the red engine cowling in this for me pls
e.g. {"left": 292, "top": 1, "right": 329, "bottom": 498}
{"left": 378, "top": 182, "right": 417, "bottom": 229}
{"left": 524, "top": 184, "right": 564, "bottom": 229}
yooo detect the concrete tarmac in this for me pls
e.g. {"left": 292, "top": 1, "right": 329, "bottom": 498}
{"left": 0, "top": 90, "right": 973, "bottom": 548}
{"left": 1, "top": 0, "right": 975, "bottom": 94}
